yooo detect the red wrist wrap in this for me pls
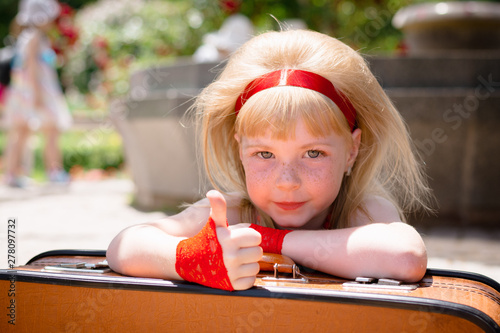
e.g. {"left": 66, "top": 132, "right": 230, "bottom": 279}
{"left": 249, "top": 224, "right": 292, "bottom": 254}
{"left": 175, "top": 217, "right": 234, "bottom": 291}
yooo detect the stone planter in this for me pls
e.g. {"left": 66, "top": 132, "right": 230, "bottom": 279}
{"left": 393, "top": 1, "right": 500, "bottom": 54}
{"left": 109, "top": 60, "right": 216, "bottom": 210}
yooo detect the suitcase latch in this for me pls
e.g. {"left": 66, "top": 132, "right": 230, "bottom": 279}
{"left": 342, "top": 277, "right": 418, "bottom": 291}
{"left": 43, "top": 260, "right": 110, "bottom": 274}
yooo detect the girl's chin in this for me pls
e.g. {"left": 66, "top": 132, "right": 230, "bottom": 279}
{"left": 271, "top": 213, "right": 326, "bottom": 230}
{"left": 271, "top": 218, "right": 308, "bottom": 230}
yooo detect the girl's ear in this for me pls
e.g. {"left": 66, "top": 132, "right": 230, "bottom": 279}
{"left": 347, "top": 128, "right": 362, "bottom": 168}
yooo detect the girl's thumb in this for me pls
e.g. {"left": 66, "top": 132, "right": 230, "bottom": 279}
{"left": 207, "top": 190, "right": 228, "bottom": 228}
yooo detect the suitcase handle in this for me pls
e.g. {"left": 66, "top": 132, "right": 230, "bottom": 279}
{"left": 258, "top": 253, "right": 307, "bottom": 282}
{"left": 258, "top": 253, "right": 295, "bottom": 273}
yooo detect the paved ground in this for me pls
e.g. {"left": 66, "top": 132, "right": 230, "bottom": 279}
{"left": 1, "top": 178, "right": 499, "bottom": 283}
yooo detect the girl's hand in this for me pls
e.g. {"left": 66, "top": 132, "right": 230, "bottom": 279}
{"left": 207, "top": 190, "right": 262, "bottom": 290}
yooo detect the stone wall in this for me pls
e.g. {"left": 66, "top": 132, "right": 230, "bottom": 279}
{"left": 370, "top": 54, "right": 500, "bottom": 226}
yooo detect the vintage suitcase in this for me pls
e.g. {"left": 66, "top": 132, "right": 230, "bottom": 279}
{"left": 1, "top": 249, "right": 499, "bottom": 332}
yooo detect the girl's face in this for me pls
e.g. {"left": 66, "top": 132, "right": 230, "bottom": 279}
{"left": 236, "top": 118, "right": 361, "bottom": 230}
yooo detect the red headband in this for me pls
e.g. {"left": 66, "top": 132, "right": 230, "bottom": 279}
{"left": 234, "top": 69, "right": 357, "bottom": 131}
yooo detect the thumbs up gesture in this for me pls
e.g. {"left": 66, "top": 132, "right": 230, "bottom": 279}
{"left": 207, "top": 190, "right": 262, "bottom": 290}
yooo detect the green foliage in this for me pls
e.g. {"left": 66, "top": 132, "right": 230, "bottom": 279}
{"left": 64, "top": 0, "right": 418, "bottom": 97}
{"left": 0, "top": 0, "right": 20, "bottom": 47}
{"left": 0, "top": 0, "right": 98, "bottom": 47}
{"left": 64, "top": 0, "right": 225, "bottom": 97}
{"left": 1, "top": 0, "right": 454, "bottom": 96}
{"left": 0, "top": 129, "right": 124, "bottom": 175}
{"left": 240, "top": 0, "right": 415, "bottom": 52}
{"left": 7, "top": 0, "right": 498, "bottom": 98}
{"left": 58, "top": 129, "right": 124, "bottom": 172}
{"left": 60, "top": 0, "right": 98, "bottom": 9}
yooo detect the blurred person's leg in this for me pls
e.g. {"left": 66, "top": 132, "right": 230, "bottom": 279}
{"left": 4, "top": 119, "right": 31, "bottom": 187}
{"left": 42, "top": 120, "right": 68, "bottom": 183}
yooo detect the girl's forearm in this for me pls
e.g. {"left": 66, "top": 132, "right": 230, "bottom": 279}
{"left": 106, "top": 224, "right": 184, "bottom": 280}
{"left": 281, "top": 222, "right": 427, "bottom": 282}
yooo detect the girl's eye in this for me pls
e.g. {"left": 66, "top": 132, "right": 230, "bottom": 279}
{"left": 306, "top": 150, "right": 321, "bottom": 158}
{"left": 258, "top": 151, "right": 273, "bottom": 159}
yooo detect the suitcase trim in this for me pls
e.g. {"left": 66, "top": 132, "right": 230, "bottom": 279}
{"left": 427, "top": 268, "right": 500, "bottom": 294}
{"left": 2, "top": 266, "right": 499, "bottom": 332}
{"left": 25, "top": 249, "right": 107, "bottom": 264}
{"left": 24, "top": 249, "right": 500, "bottom": 294}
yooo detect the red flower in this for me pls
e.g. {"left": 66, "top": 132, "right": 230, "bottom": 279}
{"left": 49, "top": 2, "right": 79, "bottom": 59}
{"left": 93, "top": 36, "right": 109, "bottom": 50}
{"left": 58, "top": 3, "right": 74, "bottom": 17}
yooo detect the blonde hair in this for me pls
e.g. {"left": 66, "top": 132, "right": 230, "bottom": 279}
{"left": 194, "top": 29, "right": 433, "bottom": 229}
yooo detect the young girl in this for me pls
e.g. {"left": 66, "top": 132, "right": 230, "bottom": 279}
{"left": 3, "top": 0, "right": 72, "bottom": 187}
{"left": 107, "top": 29, "right": 433, "bottom": 291}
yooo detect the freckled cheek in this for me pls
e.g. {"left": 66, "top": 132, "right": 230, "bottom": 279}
{"left": 304, "top": 166, "right": 342, "bottom": 196}
{"left": 242, "top": 162, "right": 272, "bottom": 192}
{"left": 304, "top": 168, "right": 326, "bottom": 185}
{"left": 246, "top": 170, "right": 264, "bottom": 186}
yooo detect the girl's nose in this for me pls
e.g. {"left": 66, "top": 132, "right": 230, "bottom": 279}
{"left": 275, "top": 162, "right": 301, "bottom": 190}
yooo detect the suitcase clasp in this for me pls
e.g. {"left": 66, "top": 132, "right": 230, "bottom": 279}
{"left": 43, "top": 260, "right": 110, "bottom": 274}
{"left": 343, "top": 277, "right": 418, "bottom": 291}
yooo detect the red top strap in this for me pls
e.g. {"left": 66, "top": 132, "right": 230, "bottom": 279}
{"left": 234, "top": 69, "right": 357, "bottom": 131}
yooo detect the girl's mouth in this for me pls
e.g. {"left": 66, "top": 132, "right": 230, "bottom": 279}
{"left": 274, "top": 202, "right": 306, "bottom": 211}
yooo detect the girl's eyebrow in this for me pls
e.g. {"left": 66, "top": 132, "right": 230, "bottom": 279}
{"left": 300, "top": 139, "right": 335, "bottom": 147}
{"left": 241, "top": 141, "right": 272, "bottom": 149}
{"left": 240, "top": 136, "right": 272, "bottom": 146}
{"left": 242, "top": 137, "right": 335, "bottom": 149}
